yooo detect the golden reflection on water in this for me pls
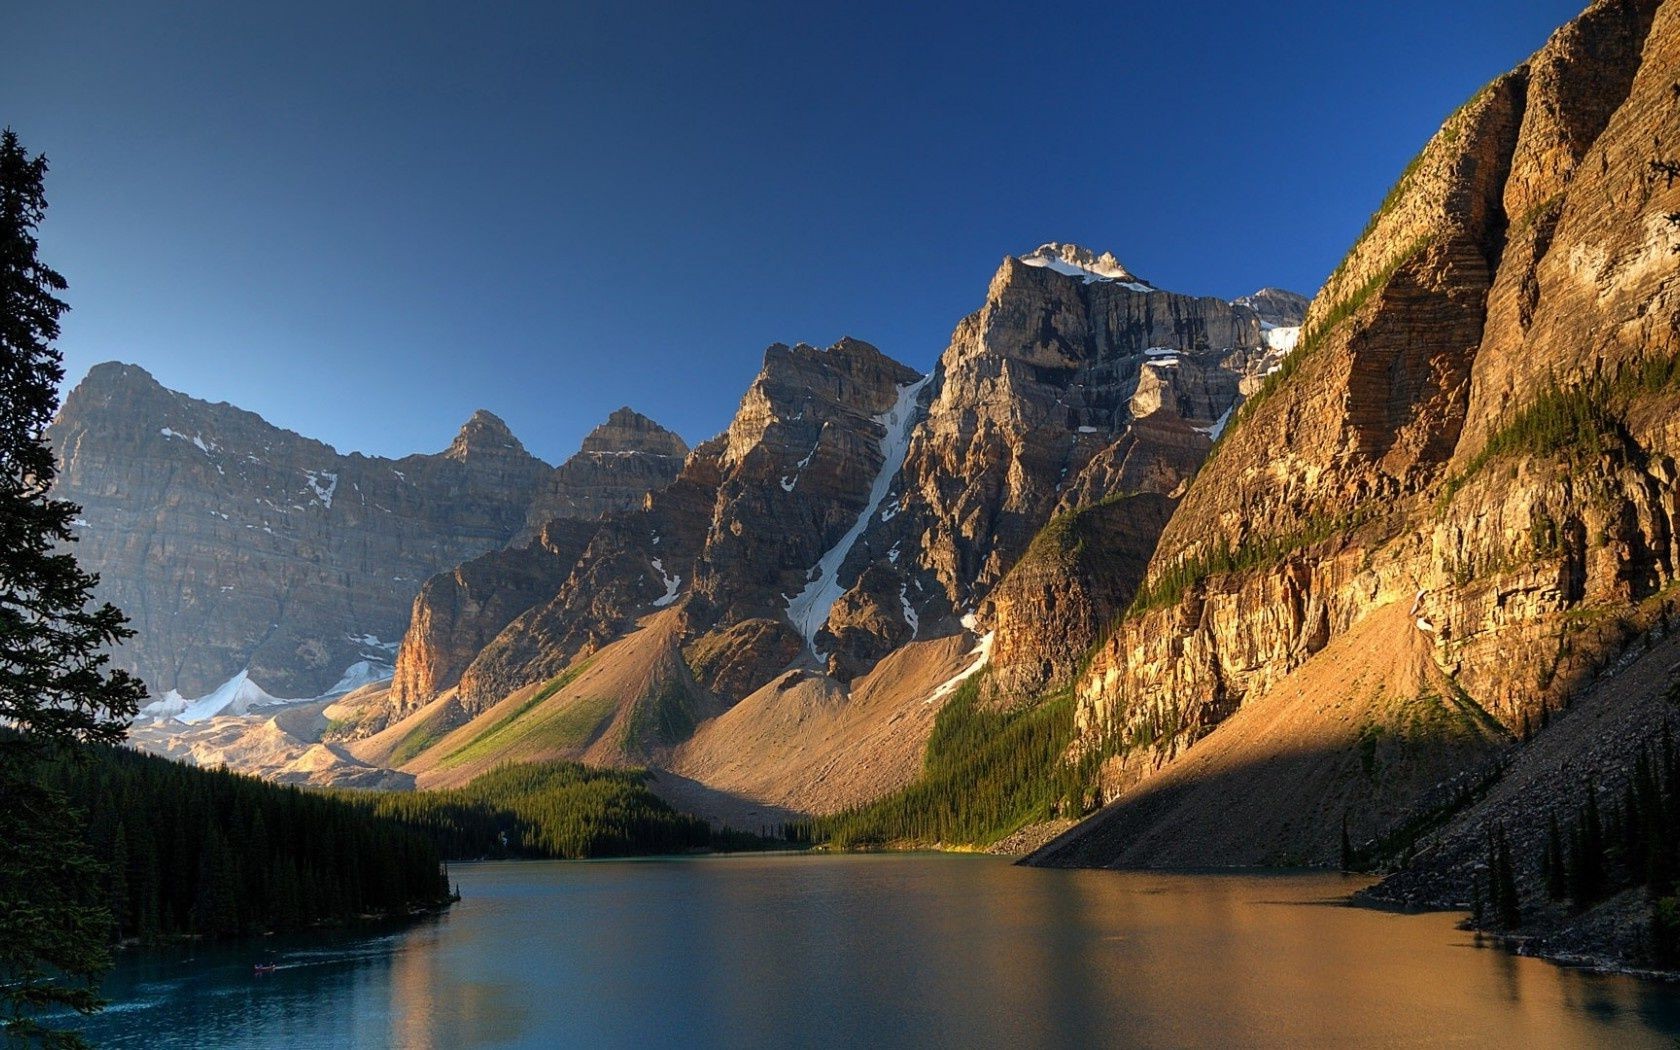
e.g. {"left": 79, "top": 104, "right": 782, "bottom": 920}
{"left": 86, "top": 854, "right": 1680, "bottom": 1049}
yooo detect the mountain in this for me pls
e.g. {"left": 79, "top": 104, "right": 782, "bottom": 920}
{"left": 330, "top": 253, "right": 1302, "bottom": 809}
{"left": 48, "top": 363, "right": 551, "bottom": 701}
{"left": 49, "top": 363, "right": 688, "bottom": 726}
{"left": 1028, "top": 0, "right": 1680, "bottom": 966}
{"left": 516, "top": 407, "right": 688, "bottom": 542}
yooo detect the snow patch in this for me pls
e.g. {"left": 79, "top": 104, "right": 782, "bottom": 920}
{"left": 1196, "top": 404, "right": 1235, "bottom": 442}
{"left": 923, "top": 631, "right": 994, "bottom": 705}
{"left": 160, "top": 427, "right": 213, "bottom": 453}
{"left": 786, "top": 374, "right": 930, "bottom": 652}
{"left": 1262, "top": 325, "right": 1301, "bottom": 353}
{"left": 142, "top": 670, "right": 291, "bottom": 724}
{"left": 304, "top": 470, "right": 339, "bottom": 509}
{"left": 322, "top": 659, "right": 394, "bottom": 697}
{"left": 348, "top": 632, "right": 399, "bottom": 656}
{"left": 651, "top": 557, "right": 682, "bottom": 607}
{"left": 1077, "top": 426, "right": 1099, "bottom": 434}
{"left": 899, "top": 583, "right": 919, "bottom": 638}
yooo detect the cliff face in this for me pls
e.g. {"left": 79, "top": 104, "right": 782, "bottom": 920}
{"left": 49, "top": 364, "right": 552, "bottom": 699}
{"left": 1044, "top": 0, "right": 1677, "bottom": 868}
{"left": 836, "top": 246, "right": 1300, "bottom": 697}
{"left": 414, "top": 338, "right": 922, "bottom": 717}
{"left": 394, "top": 257, "right": 1306, "bottom": 725}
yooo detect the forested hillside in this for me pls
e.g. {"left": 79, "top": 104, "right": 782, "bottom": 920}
{"left": 341, "top": 760, "right": 783, "bottom": 859}
{"left": 35, "top": 743, "right": 454, "bottom": 942}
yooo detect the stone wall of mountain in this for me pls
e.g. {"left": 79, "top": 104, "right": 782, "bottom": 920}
{"left": 833, "top": 245, "right": 1302, "bottom": 698}
{"left": 376, "top": 254, "right": 1306, "bottom": 731}
{"left": 383, "top": 408, "right": 691, "bottom": 718}
{"left": 48, "top": 364, "right": 550, "bottom": 698}
{"left": 49, "top": 364, "right": 687, "bottom": 703}
{"left": 1041, "top": 0, "right": 1678, "bottom": 867}
{"left": 515, "top": 407, "right": 687, "bottom": 543}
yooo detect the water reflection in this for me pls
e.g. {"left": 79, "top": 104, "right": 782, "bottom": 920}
{"left": 74, "top": 855, "right": 1680, "bottom": 1048}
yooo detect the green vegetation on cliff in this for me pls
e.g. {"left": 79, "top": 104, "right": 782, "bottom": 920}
{"left": 1127, "top": 505, "right": 1379, "bottom": 617}
{"left": 1489, "top": 723, "right": 1680, "bottom": 965}
{"left": 1440, "top": 354, "right": 1680, "bottom": 507}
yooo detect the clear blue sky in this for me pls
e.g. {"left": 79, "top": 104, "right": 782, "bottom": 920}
{"left": 8, "top": 1, "right": 1583, "bottom": 463}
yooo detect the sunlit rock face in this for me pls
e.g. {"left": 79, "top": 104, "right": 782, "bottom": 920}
{"left": 829, "top": 245, "right": 1298, "bottom": 690}
{"left": 1053, "top": 0, "right": 1678, "bottom": 866}
{"left": 516, "top": 407, "right": 688, "bottom": 542}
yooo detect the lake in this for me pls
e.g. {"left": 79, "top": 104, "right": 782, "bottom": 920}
{"left": 71, "top": 853, "right": 1680, "bottom": 1048}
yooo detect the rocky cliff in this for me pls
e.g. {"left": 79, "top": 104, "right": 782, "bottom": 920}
{"left": 49, "top": 363, "right": 553, "bottom": 700}
{"left": 1035, "top": 0, "right": 1678, "bottom": 881}
{"left": 831, "top": 245, "right": 1302, "bottom": 698}
{"left": 384, "top": 255, "right": 1306, "bottom": 728}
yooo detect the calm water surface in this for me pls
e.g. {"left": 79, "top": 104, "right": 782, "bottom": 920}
{"left": 72, "top": 853, "right": 1680, "bottom": 1048}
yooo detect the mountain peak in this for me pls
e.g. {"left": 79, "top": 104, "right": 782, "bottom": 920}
{"left": 579, "top": 407, "right": 689, "bottom": 458}
{"left": 1017, "top": 243, "right": 1154, "bottom": 291}
{"left": 1232, "top": 288, "right": 1309, "bottom": 328}
{"left": 445, "top": 409, "right": 526, "bottom": 460}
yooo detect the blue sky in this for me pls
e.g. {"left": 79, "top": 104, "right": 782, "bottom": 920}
{"left": 9, "top": 1, "right": 1583, "bottom": 463}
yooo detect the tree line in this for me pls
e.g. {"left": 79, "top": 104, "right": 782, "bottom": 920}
{"left": 31, "top": 743, "right": 455, "bottom": 942}
{"left": 337, "top": 760, "right": 781, "bottom": 860}
{"left": 1472, "top": 720, "right": 1680, "bottom": 965}
{"left": 794, "top": 678, "right": 1098, "bottom": 849}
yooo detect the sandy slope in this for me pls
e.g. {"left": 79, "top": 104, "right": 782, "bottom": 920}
{"left": 665, "top": 632, "right": 980, "bottom": 818}
{"left": 1030, "top": 602, "right": 1510, "bottom": 867}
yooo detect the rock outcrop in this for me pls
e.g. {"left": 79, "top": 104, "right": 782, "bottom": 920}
{"left": 819, "top": 245, "right": 1300, "bottom": 694}
{"left": 385, "top": 406, "right": 689, "bottom": 719}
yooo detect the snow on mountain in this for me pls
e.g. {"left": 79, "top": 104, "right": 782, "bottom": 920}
{"left": 139, "top": 657, "right": 396, "bottom": 724}
{"left": 1261, "top": 324, "right": 1301, "bottom": 353}
{"left": 787, "top": 374, "right": 931, "bottom": 653}
{"left": 1018, "top": 243, "right": 1154, "bottom": 292}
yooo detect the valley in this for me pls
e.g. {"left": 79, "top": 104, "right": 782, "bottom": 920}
{"left": 27, "top": 0, "right": 1680, "bottom": 1003}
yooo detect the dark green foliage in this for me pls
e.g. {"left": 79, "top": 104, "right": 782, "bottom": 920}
{"left": 1487, "top": 825, "right": 1522, "bottom": 929}
{"left": 1532, "top": 724, "right": 1680, "bottom": 963}
{"left": 1340, "top": 814, "right": 1356, "bottom": 873}
{"left": 1545, "top": 811, "right": 1568, "bottom": 901}
{"left": 338, "top": 760, "right": 780, "bottom": 860}
{"left": 29, "top": 742, "right": 454, "bottom": 947}
{"left": 1568, "top": 783, "right": 1607, "bottom": 911}
{"left": 804, "top": 680, "right": 1096, "bottom": 848}
{"left": 0, "top": 127, "right": 146, "bottom": 1047}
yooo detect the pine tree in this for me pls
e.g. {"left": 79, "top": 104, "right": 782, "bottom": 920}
{"left": 1339, "top": 813, "right": 1355, "bottom": 873}
{"left": 1493, "top": 826, "right": 1522, "bottom": 929}
{"left": 0, "top": 127, "right": 146, "bottom": 1048}
{"left": 1545, "top": 811, "right": 1567, "bottom": 901}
